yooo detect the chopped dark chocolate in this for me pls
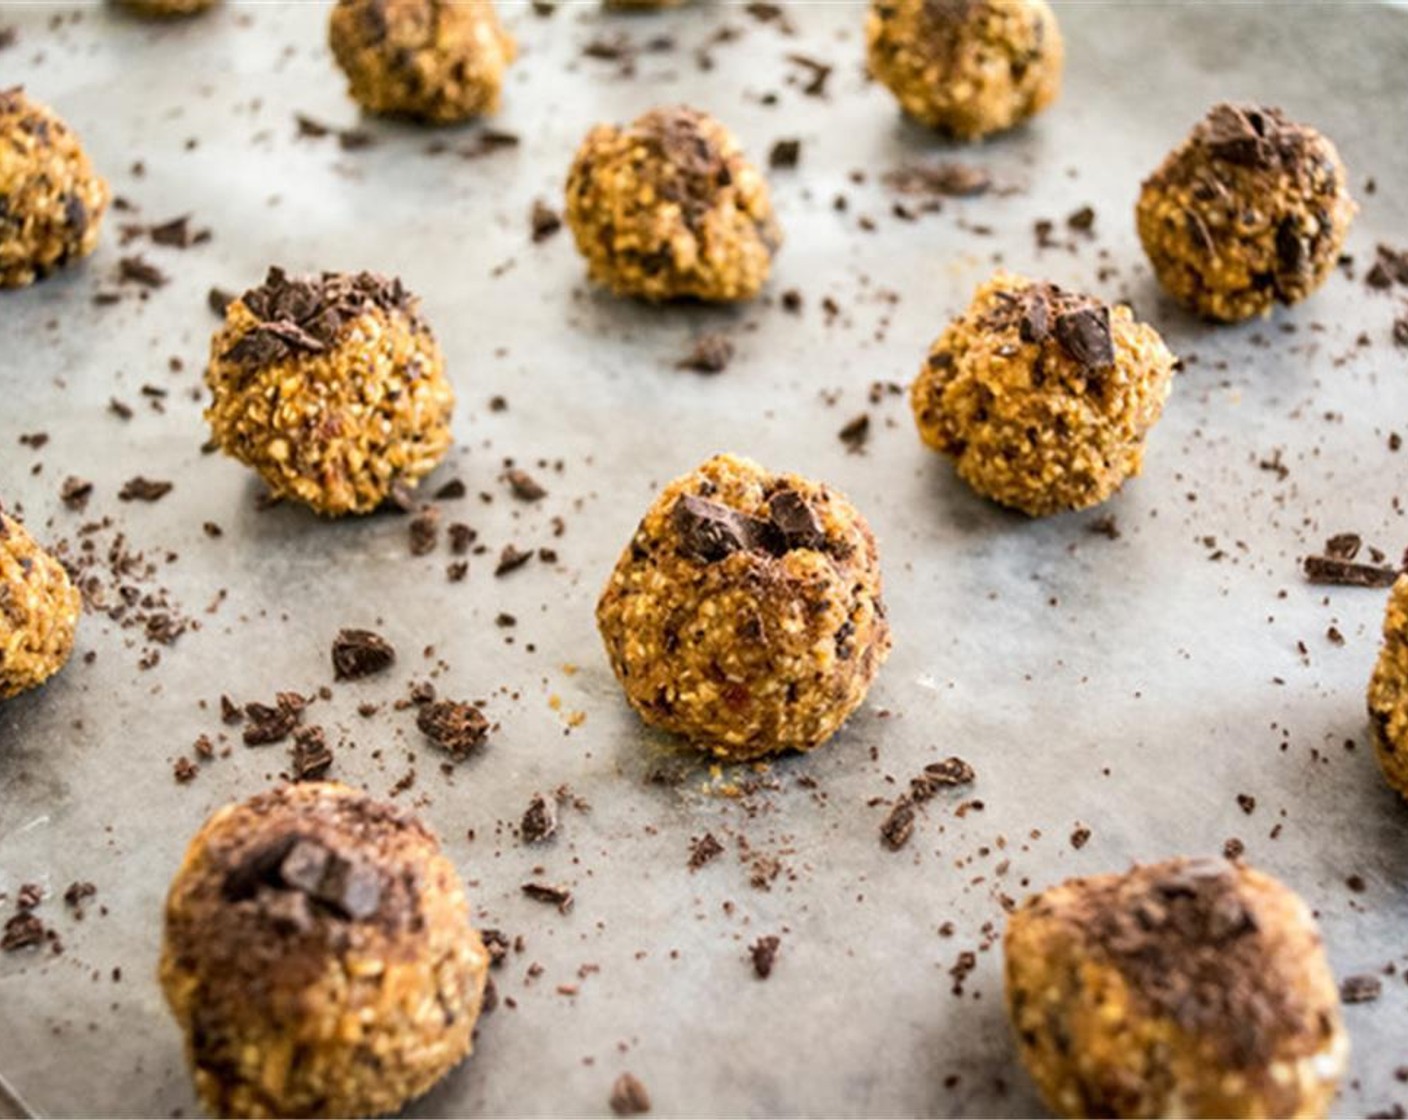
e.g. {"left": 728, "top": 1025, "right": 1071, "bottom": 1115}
{"left": 505, "top": 468, "right": 546, "bottom": 501}
{"left": 521, "top": 794, "right": 558, "bottom": 843}
{"left": 751, "top": 934, "right": 781, "bottom": 979}
{"left": 291, "top": 726, "right": 334, "bottom": 781}
{"left": 838, "top": 412, "right": 870, "bottom": 451}
{"left": 677, "top": 333, "right": 734, "bottom": 374}
{"left": 2, "top": 913, "right": 44, "bottom": 952}
{"left": 530, "top": 199, "right": 562, "bottom": 243}
{"left": 495, "top": 545, "right": 532, "bottom": 576}
{"left": 688, "top": 832, "right": 724, "bottom": 870}
{"left": 610, "top": 1073, "right": 652, "bottom": 1117}
{"left": 118, "top": 476, "right": 173, "bottom": 502}
{"left": 1341, "top": 974, "right": 1382, "bottom": 1004}
{"left": 880, "top": 798, "right": 916, "bottom": 850}
{"left": 408, "top": 507, "right": 440, "bottom": 556}
{"left": 1303, "top": 555, "right": 1397, "bottom": 588}
{"left": 417, "top": 699, "right": 489, "bottom": 760}
{"left": 768, "top": 139, "right": 801, "bottom": 169}
{"left": 521, "top": 881, "right": 573, "bottom": 913}
{"left": 332, "top": 628, "right": 396, "bottom": 680}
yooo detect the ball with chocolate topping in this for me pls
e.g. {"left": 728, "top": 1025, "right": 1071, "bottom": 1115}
{"left": 596, "top": 453, "right": 889, "bottom": 760}
{"left": 0, "top": 88, "right": 109, "bottom": 289}
{"left": 1005, "top": 858, "right": 1347, "bottom": 1118}
{"left": 564, "top": 105, "right": 781, "bottom": 302}
{"left": 329, "top": 0, "right": 516, "bottom": 123}
{"left": 910, "top": 271, "right": 1177, "bottom": 516}
{"left": 1137, "top": 103, "right": 1355, "bottom": 322}
{"left": 0, "top": 508, "right": 81, "bottom": 701}
{"left": 866, "top": 0, "right": 1063, "bottom": 140}
{"left": 159, "top": 782, "right": 491, "bottom": 1119}
{"left": 1366, "top": 575, "right": 1408, "bottom": 800}
{"left": 204, "top": 267, "right": 455, "bottom": 515}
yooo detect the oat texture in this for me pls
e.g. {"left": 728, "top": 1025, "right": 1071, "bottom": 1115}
{"left": 1367, "top": 575, "right": 1408, "bottom": 800}
{"left": 0, "top": 510, "right": 80, "bottom": 702}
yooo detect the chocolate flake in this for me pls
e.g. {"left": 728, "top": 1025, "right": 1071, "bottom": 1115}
{"left": 688, "top": 832, "right": 724, "bottom": 870}
{"left": 60, "top": 476, "right": 93, "bottom": 511}
{"left": 2, "top": 913, "right": 44, "bottom": 952}
{"left": 118, "top": 255, "right": 167, "bottom": 288}
{"left": 1303, "top": 554, "right": 1397, "bottom": 589}
{"left": 332, "top": 628, "right": 396, "bottom": 680}
{"left": 495, "top": 544, "right": 532, "bottom": 576}
{"left": 838, "top": 412, "right": 870, "bottom": 452}
{"left": 521, "top": 794, "right": 558, "bottom": 843}
{"left": 409, "top": 507, "right": 440, "bottom": 556}
{"left": 521, "top": 881, "right": 573, "bottom": 913}
{"left": 750, "top": 934, "right": 781, "bottom": 979}
{"left": 530, "top": 199, "right": 562, "bottom": 243}
{"left": 880, "top": 798, "right": 916, "bottom": 850}
{"left": 417, "top": 699, "right": 489, "bottom": 760}
{"left": 1341, "top": 974, "right": 1383, "bottom": 1004}
{"left": 610, "top": 1073, "right": 651, "bottom": 1117}
{"left": 883, "top": 162, "right": 992, "bottom": 198}
{"left": 118, "top": 476, "right": 173, "bottom": 502}
{"left": 505, "top": 468, "right": 546, "bottom": 501}
{"left": 291, "top": 726, "right": 334, "bottom": 780}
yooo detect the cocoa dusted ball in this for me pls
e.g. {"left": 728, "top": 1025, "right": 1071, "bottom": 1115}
{"left": 0, "top": 508, "right": 80, "bottom": 701}
{"left": 866, "top": 0, "right": 1063, "bottom": 140}
{"left": 0, "top": 88, "right": 109, "bottom": 289}
{"left": 910, "top": 271, "right": 1177, "bottom": 516}
{"left": 160, "top": 782, "right": 491, "bottom": 1119}
{"left": 1005, "top": 858, "right": 1348, "bottom": 1119}
{"left": 1136, "top": 103, "right": 1355, "bottom": 322}
{"left": 329, "top": 0, "right": 516, "bottom": 123}
{"left": 204, "top": 267, "right": 455, "bottom": 516}
{"left": 564, "top": 105, "right": 781, "bottom": 303}
{"left": 596, "top": 453, "right": 890, "bottom": 760}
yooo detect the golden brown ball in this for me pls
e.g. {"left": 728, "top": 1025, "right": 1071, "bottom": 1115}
{"left": 1005, "top": 858, "right": 1348, "bottom": 1119}
{"left": 565, "top": 105, "right": 781, "bottom": 303}
{"left": 910, "top": 271, "right": 1177, "bottom": 516}
{"left": 159, "top": 782, "right": 490, "bottom": 1119}
{"left": 204, "top": 267, "right": 455, "bottom": 516}
{"left": 329, "top": 0, "right": 516, "bottom": 123}
{"left": 113, "top": 0, "right": 219, "bottom": 17}
{"left": 0, "top": 509, "right": 80, "bottom": 701}
{"left": 1136, "top": 103, "right": 1355, "bottom": 323}
{"left": 866, "top": 0, "right": 1063, "bottom": 140}
{"left": 597, "top": 453, "right": 890, "bottom": 760}
{"left": 1367, "top": 574, "right": 1408, "bottom": 799}
{"left": 0, "top": 87, "right": 109, "bottom": 289}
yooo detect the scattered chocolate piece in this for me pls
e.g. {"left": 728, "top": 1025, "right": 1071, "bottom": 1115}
{"left": 768, "top": 139, "right": 801, "bottom": 169}
{"left": 522, "top": 881, "right": 573, "bottom": 914}
{"left": 521, "top": 794, "right": 558, "bottom": 843}
{"left": 481, "top": 928, "right": 510, "bottom": 967}
{"left": 505, "top": 468, "right": 546, "bottom": 502}
{"left": 1236, "top": 793, "right": 1256, "bottom": 815}
{"left": 910, "top": 757, "right": 975, "bottom": 801}
{"left": 1341, "top": 974, "right": 1383, "bottom": 1004}
{"left": 291, "top": 726, "right": 334, "bottom": 780}
{"left": 60, "top": 476, "right": 93, "bottom": 511}
{"left": 1303, "top": 554, "right": 1397, "bottom": 589}
{"left": 331, "top": 628, "right": 396, "bottom": 680}
{"left": 409, "top": 507, "right": 441, "bottom": 556}
{"left": 610, "top": 1073, "right": 651, "bottom": 1117}
{"left": 109, "top": 398, "right": 133, "bottom": 421}
{"left": 417, "top": 699, "right": 489, "bottom": 760}
{"left": 448, "top": 523, "right": 477, "bottom": 555}
{"left": 838, "top": 412, "right": 870, "bottom": 452}
{"left": 1, "top": 913, "right": 44, "bottom": 952}
{"left": 883, "top": 162, "right": 992, "bottom": 198}
{"left": 780, "top": 289, "right": 802, "bottom": 314}
{"left": 118, "top": 477, "right": 173, "bottom": 503}
{"left": 16, "top": 884, "right": 41, "bottom": 911}
{"left": 243, "top": 698, "right": 301, "bottom": 746}
{"left": 1088, "top": 515, "right": 1121, "bottom": 540}
{"left": 751, "top": 934, "right": 781, "bottom": 979}
{"left": 118, "top": 255, "right": 167, "bottom": 288}
{"left": 62, "top": 882, "right": 95, "bottom": 918}
{"left": 677, "top": 333, "right": 734, "bottom": 374}
{"left": 495, "top": 545, "right": 532, "bottom": 576}
{"left": 173, "top": 756, "right": 198, "bottom": 783}
{"left": 1326, "top": 533, "right": 1362, "bottom": 560}
{"left": 530, "top": 199, "right": 562, "bottom": 243}
{"left": 1070, "top": 824, "right": 1091, "bottom": 849}
{"left": 785, "top": 52, "right": 832, "bottom": 96}
{"left": 688, "top": 832, "right": 724, "bottom": 870}
{"left": 880, "top": 798, "right": 916, "bottom": 850}
{"left": 208, "top": 286, "right": 235, "bottom": 317}
{"left": 433, "top": 478, "right": 467, "bottom": 501}
{"left": 1066, "top": 205, "right": 1096, "bottom": 232}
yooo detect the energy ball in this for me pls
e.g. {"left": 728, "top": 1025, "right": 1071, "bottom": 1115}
{"left": 910, "top": 272, "right": 1177, "bottom": 517}
{"left": 866, "top": 0, "right": 1063, "bottom": 141}
{"left": 0, "top": 88, "right": 109, "bottom": 289}
{"left": 0, "top": 509, "right": 80, "bottom": 701}
{"left": 1136, "top": 103, "right": 1355, "bottom": 323}
{"left": 160, "top": 782, "right": 490, "bottom": 1119}
{"left": 1367, "top": 575, "right": 1408, "bottom": 800}
{"left": 1005, "top": 858, "right": 1348, "bottom": 1119}
{"left": 564, "top": 105, "right": 781, "bottom": 303}
{"left": 329, "top": 0, "right": 516, "bottom": 124}
{"left": 204, "top": 267, "right": 455, "bottom": 516}
{"left": 114, "top": 0, "right": 219, "bottom": 17}
{"left": 596, "top": 453, "right": 890, "bottom": 760}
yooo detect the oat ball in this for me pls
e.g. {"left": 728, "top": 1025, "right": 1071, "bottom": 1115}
{"left": 159, "top": 782, "right": 490, "bottom": 1119}
{"left": 597, "top": 453, "right": 890, "bottom": 761}
{"left": 0, "top": 88, "right": 109, "bottom": 289}
{"left": 1005, "top": 858, "right": 1348, "bottom": 1119}
{"left": 1366, "top": 575, "right": 1408, "bottom": 800}
{"left": 866, "top": 0, "right": 1062, "bottom": 141}
{"left": 564, "top": 105, "right": 781, "bottom": 303}
{"left": 1136, "top": 104, "right": 1355, "bottom": 323}
{"left": 204, "top": 267, "right": 455, "bottom": 516}
{"left": 0, "top": 509, "right": 80, "bottom": 702}
{"left": 910, "top": 272, "right": 1177, "bottom": 517}
{"left": 114, "top": 0, "right": 219, "bottom": 17}
{"left": 329, "top": 0, "right": 516, "bottom": 124}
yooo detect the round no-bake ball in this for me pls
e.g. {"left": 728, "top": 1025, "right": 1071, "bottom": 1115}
{"left": 114, "top": 0, "right": 219, "bottom": 18}
{"left": 1005, "top": 858, "right": 1348, "bottom": 1119}
{"left": 597, "top": 453, "right": 890, "bottom": 761}
{"left": 205, "top": 267, "right": 455, "bottom": 516}
{"left": 160, "top": 782, "right": 490, "bottom": 1119}
{"left": 1136, "top": 103, "right": 1355, "bottom": 323}
{"left": 329, "top": 0, "right": 516, "bottom": 123}
{"left": 910, "top": 271, "right": 1177, "bottom": 517}
{"left": 1367, "top": 575, "right": 1408, "bottom": 800}
{"left": 565, "top": 105, "right": 781, "bottom": 303}
{"left": 866, "top": 0, "right": 1062, "bottom": 140}
{"left": 0, "top": 87, "right": 109, "bottom": 289}
{"left": 0, "top": 509, "right": 80, "bottom": 702}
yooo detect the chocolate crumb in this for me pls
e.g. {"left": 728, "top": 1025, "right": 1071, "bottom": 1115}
{"left": 1070, "top": 824, "right": 1091, "bottom": 849}
{"left": 173, "top": 756, "right": 198, "bottom": 783}
{"left": 530, "top": 199, "right": 562, "bottom": 243}
{"left": 332, "top": 628, "right": 396, "bottom": 680}
{"left": 60, "top": 476, "right": 93, "bottom": 511}
{"left": 880, "top": 798, "right": 916, "bottom": 850}
{"left": 1236, "top": 793, "right": 1256, "bottom": 815}
{"left": 1342, "top": 974, "right": 1383, "bottom": 1004}
{"left": 838, "top": 412, "right": 870, "bottom": 452}
{"left": 521, "top": 794, "right": 558, "bottom": 843}
{"left": 505, "top": 468, "right": 546, "bottom": 501}
{"left": 768, "top": 139, "right": 801, "bottom": 169}
{"left": 610, "top": 1073, "right": 651, "bottom": 1117}
{"left": 118, "top": 255, "right": 167, "bottom": 288}
{"left": 2, "top": 913, "right": 44, "bottom": 952}
{"left": 677, "top": 333, "right": 734, "bottom": 374}
{"left": 291, "top": 726, "right": 334, "bottom": 780}
{"left": 751, "top": 934, "right": 781, "bottom": 979}
{"left": 417, "top": 699, "right": 489, "bottom": 760}
{"left": 118, "top": 477, "right": 173, "bottom": 503}
{"left": 522, "top": 881, "right": 573, "bottom": 913}
{"left": 495, "top": 545, "right": 532, "bottom": 576}
{"left": 409, "top": 507, "right": 441, "bottom": 556}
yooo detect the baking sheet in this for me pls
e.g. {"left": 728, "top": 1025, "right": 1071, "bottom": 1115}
{"left": 2, "top": 1, "right": 1408, "bottom": 1116}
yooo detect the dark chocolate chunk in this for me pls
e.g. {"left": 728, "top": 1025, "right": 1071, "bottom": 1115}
{"left": 243, "top": 699, "right": 301, "bottom": 746}
{"left": 2, "top": 913, "right": 44, "bottom": 952}
{"left": 672, "top": 495, "right": 752, "bottom": 563}
{"left": 1325, "top": 533, "right": 1362, "bottom": 561}
{"left": 1018, "top": 289, "right": 1049, "bottom": 344}
{"left": 688, "top": 832, "right": 724, "bottom": 870}
{"left": 883, "top": 162, "right": 992, "bottom": 198}
{"left": 767, "top": 490, "right": 825, "bottom": 551}
{"left": 117, "top": 476, "right": 173, "bottom": 502}
{"left": 1303, "top": 555, "right": 1397, "bottom": 588}
{"left": 60, "top": 476, "right": 92, "bottom": 511}
{"left": 750, "top": 934, "right": 781, "bottom": 979}
{"left": 505, "top": 468, "right": 546, "bottom": 501}
{"left": 208, "top": 286, "right": 235, "bottom": 317}
{"left": 118, "top": 255, "right": 167, "bottom": 288}
{"left": 408, "top": 507, "right": 440, "bottom": 556}
{"left": 1054, "top": 305, "right": 1114, "bottom": 371}
{"left": 910, "top": 757, "right": 975, "bottom": 802}
{"left": 677, "top": 333, "right": 734, "bottom": 374}
{"left": 880, "top": 798, "right": 916, "bottom": 851}
{"left": 417, "top": 699, "right": 489, "bottom": 761}
{"left": 521, "top": 881, "right": 573, "bottom": 913}
{"left": 291, "top": 726, "right": 334, "bottom": 780}
{"left": 838, "top": 413, "right": 870, "bottom": 452}
{"left": 530, "top": 199, "right": 562, "bottom": 243}
{"left": 332, "top": 628, "right": 396, "bottom": 680}
{"left": 521, "top": 794, "right": 558, "bottom": 843}
{"left": 610, "top": 1073, "right": 651, "bottom": 1117}
{"left": 768, "top": 139, "right": 801, "bottom": 169}
{"left": 1070, "top": 825, "right": 1091, "bottom": 849}
{"left": 495, "top": 544, "right": 532, "bottom": 576}
{"left": 1341, "top": 974, "right": 1383, "bottom": 1004}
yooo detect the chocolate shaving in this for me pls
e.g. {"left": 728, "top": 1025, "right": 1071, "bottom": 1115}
{"left": 610, "top": 1073, "right": 651, "bottom": 1117}
{"left": 522, "top": 881, "right": 573, "bottom": 913}
{"left": 1303, "top": 555, "right": 1397, "bottom": 588}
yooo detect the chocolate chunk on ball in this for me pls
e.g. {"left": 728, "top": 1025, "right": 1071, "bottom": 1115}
{"left": 329, "top": 0, "right": 516, "bottom": 123}
{"left": 866, "top": 0, "right": 1062, "bottom": 140}
{"left": 113, "top": 0, "right": 219, "bottom": 17}
{"left": 0, "top": 508, "right": 80, "bottom": 701}
{"left": 564, "top": 105, "right": 781, "bottom": 303}
{"left": 596, "top": 453, "right": 890, "bottom": 760}
{"left": 1005, "top": 858, "right": 1348, "bottom": 1119}
{"left": 204, "top": 267, "right": 454, "bottom": 516}
{"left": 1367, "top": 575, "right": 1408, "bottom": 800}
{"left": 160, "top": 782, "right": 490, "bottom": 1119}
{"left": 1136, "top": 103, "right": 1355, "bottom": 323}
{"left": 910, "top": 272, "right": 1177, "bottom": 516}
{"left": 0, "top": 88, "right": 109, "bottom": 289}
